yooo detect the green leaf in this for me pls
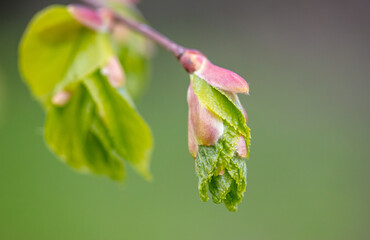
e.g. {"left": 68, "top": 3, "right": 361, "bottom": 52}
{"left": 45, "top": 71, "right": 153, "bottom": 180}
{"left": 20, "top": 5, "right": 153, "bottom": 182}
{"left": 84, "top": 72, "right": 153, "bottom": 180}
{"left": 19, "top": 5, "right": 113, "bottom": 102}
{"left": 209, "top": 172, "right": 233, "bottom": 204}
{"left": 195, "top": 123, "right": 247, "bottom": 211}
{"left": 224, "top": 155, "right": 247, "bottom": 211}
{"left": 45, "top": 84, "right": 125, "bottom": 180}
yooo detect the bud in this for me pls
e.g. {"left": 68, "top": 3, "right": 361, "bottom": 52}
{"left": 180, "top": 49, "right": 249, "bottom": 94}
{"left": 52, "top": 90, "right": 71, "bottom": 106}
{"left": 185, "top": 50, "right": 251, "bottom": 211}
{"left": 68, "top": 5, "right": 112, "bottom": 32}
{"left": 101, "top": 57, "right": 126, "bottom": 88}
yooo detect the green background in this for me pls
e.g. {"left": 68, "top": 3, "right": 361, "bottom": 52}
{"left": 0, "top": 0, "right": 369, "bottom": 239}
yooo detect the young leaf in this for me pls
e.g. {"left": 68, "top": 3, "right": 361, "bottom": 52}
{"left": 45, "top": 84, "right": 125, "bottom": 180}
{"left": 84, "top": 72, "right": 153, "bottom": 179}
{"left": 19, "top": 5, "right": 113, "bottom": 102}
{"left": 195, "top": 123, "right": 247, "bottom": 211}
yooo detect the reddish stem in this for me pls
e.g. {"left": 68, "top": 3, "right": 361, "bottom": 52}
{"left": 112, "top": 15, "right": 186, "bottom": 58}
{"left": 82, "top": 0, "right": 187, "bottom": 58}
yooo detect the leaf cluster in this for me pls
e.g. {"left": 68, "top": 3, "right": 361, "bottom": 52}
{"left": 19, "top": 6, "right": 153, "bottom": 180}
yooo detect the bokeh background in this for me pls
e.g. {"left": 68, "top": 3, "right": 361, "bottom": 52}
{"left": 1, "top": 0, "right": 369, "bottom": 239}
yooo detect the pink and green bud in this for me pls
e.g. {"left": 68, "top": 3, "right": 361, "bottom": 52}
{"left": 68, "top": 5, "right": 112, "bottom": 32}
{"left": 184, "top": 50, "right": 251, "bottom": 211}
{"left": 180, "top": 49, "right": 249, "bottom": 94}
{"left": 187, "top": 83, "right": 224, "bottom": 155}
{"left": 101, "top": 57, "right": 126, "bottom": 88}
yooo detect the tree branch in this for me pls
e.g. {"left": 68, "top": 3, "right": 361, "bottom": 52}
{"left": 112, "top": 15, "right": 186, "bottom": 58}
{"left": 81, "top": 0, "right": 187, "bottom": 58}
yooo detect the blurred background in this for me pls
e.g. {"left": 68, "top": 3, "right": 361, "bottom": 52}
{"left": 0, "top": 0, "right": 369, "bottom": 239}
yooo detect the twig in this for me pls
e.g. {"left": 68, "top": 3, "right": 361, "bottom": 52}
{"left": 81, "top": 0, "right": 187, "bottom": 58}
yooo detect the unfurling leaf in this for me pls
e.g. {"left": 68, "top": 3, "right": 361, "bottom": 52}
{"left": 196, "top": 124, "right": 247, "bottom": 212}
